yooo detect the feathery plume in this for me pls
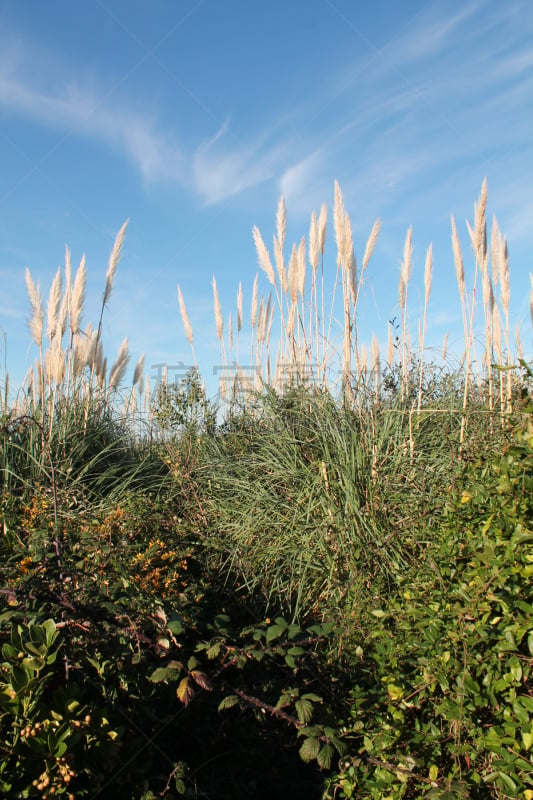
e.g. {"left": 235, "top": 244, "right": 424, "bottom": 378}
{"left": 108, "top": 337, "right": 130, "bottom": 390}
{"left": 253, "top": 226, "right": 276, "bottom": 287}
{"left": 451, "top": 216, "right": 465, "bottom": 297}
{"left": 70, "top": 255, "right": 86, "bottom": 335}
{"left": 398, "top": 273, "right": 406, "bottom": 311}
{"left": 360, "top": 343, "right": 368, "bottom": 371}
{"left": 259, "top": 301, "right": 269, "bottom": 344}
{"left": 46, "top": 267, "right": 62, "bottom": 342}
{"left": 343, "top": 211, "right": 355, "bottom": 273}
{"left": 297, "top": 236, "right": 306, "bottom": 298}
{"left": 498, "top": 236, "right": 510, "bottom": 316}
{"left": 309, "top": 211, "right": 319, "bottom": 272}
{"left": 177, "top": 285, "right": 194, "bottom": 345}
{"left": 236, "top": 282, "right": 243, "bottom": 333}
{"left": 474, "top": 178, "right": 488, "bottom": 258}
{"left": 273, "top": 235, "right": 288, "bottom": 293}
{"left": 481, "top": 252, "right": 494, "bottom": 316}
{"left": 318, "top": 203, "right": 327, "bottom": 254}
{"left": 276, "top": 195, "right": 287, "bottom": 252}
{"left": 133, "top": 353, "right": 145, "bottom": 388}
{"left": 212, "top": 276, "right": 223, "bottom": 341}
{"left": 442, "top": 332, "right": 449, "bottom": 362}
{"left": 387, "top": 323, "right": 394, "bottom": 364}
{"left": 104, "top": 219, "right": 128, "bottom": 306}
{"left": 266, "top": 303, "right": 275, "bottom": 345}
{"left": 25, "top": 268, "right": 44, "bottom": 348}
{"left": 515, "top": 323, "right": 523, "bottom": 361}
{"left": 288, "top": 244, "right": 299, "bottom": 304}
{"left": 424, "top": 243, "right": 433, "bottom": 304}
{"left": 400, "top": 227, "right": 413, "bottom": 288}
{"left": 251, "top": 273, "right": 259, "bottom": 328}
{"left": 333, "top": 181, "right": 346, "bottom": 268}
{"left": 94, "top": 342, "right": 105, "bottom": 381}
{"left": 371, "top": 333, "right": 380, "bottom": 372}
{"left": 257, "top": 295, "right": 265, "bottom": 343}
{"left": 362, "top": 218, "right": 381, "bottom": 272}
{"left": 491, "top": 216, "right": 500, "bottom": 288}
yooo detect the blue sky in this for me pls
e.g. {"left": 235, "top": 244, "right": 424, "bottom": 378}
{"left": 0, "top": 0, "right": 532, "bottom": 401}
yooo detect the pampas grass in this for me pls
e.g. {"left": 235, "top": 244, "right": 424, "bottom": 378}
{"left": 174, "top": 179, "right": 529, "bottom": 465}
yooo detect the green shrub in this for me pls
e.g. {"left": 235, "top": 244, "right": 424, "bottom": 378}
{"left": 317, "top": 399, "right": 532, "bottom": 799}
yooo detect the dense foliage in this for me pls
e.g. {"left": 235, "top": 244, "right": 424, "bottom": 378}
{"left": 0, "top": 366, "right": 531, "bottom": 799}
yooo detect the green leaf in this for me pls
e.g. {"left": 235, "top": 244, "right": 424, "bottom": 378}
{"left": 317, "top": 743, "right": 334, "bottom": 770}
{"left": 287, "top": 646, "right": 305, "bottom": 656}
{"left": 167, "top": 619, "right": 184, "bottom": 635}
{"left": 206, "top": 643, "right": 221, "bottom": 659}
{"left": 295, "top": 699, "right": 314, "bottom": 724}
{"left": 299, "top": 736, "right": 321, "bottom": 763}
{"left": 218, "top": 695, "right": 239, "bottom": 712}
{"left": 266, "top": 624, "right": 286, "bottom": 643}
{"left": 150, "top": 667, "right": 173, "bottom": 683}
{"left": 496, "top": 771, "right": 518, "bottom": 795}
{"left": 1, "top": 643, "right": 18, "bottom": 659}
{"left": 42, "top": 619, "right": 58, "bottom": 648}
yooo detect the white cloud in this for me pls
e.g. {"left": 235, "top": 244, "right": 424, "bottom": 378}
{"left": 0, "top": 67, "right": 188, "bottom": 185}
{"left": 278, "top": 149, "right": 325, "bottom": 207}
{"left": 192, "top": 119, "right": 290, "bottom": 205}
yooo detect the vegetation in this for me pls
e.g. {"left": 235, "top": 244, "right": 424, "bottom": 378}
{"left": 0, "top": 183, "right": 531, "bottom": 798}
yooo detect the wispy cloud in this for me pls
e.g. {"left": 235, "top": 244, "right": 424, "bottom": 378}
{"left": 192, "top": 119, "right": 289, "bottom": 205}
{"left": 0, "top": 0, "right": 531, "bottom": 220}
{"left": 0, "top": 64, "right": 187, "bottom": 185}
{"left": 0, "top": 49, "right": 297, "bottom": 206}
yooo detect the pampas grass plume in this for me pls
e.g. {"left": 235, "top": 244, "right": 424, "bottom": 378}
{"left": 276, "top": 195, "right": 287, "bottom": 251}
{"left": 212, "top": 276, "right": 223, "bottom": 341}
{"left": 70, "top": 255, "right": 87, "bottom": 335}
{"left": 424, "top": 243, "right": 433, "bottom": 304}
{"left": 104, "top": 220, "right": 128, "bottom": 305}
{"left": 253, "top": 226, "right": 276, "bottom": 287}
{"left": 133, "top": 353, "right": 145, "bottom": 388}
{"left": 297, "top": 236, "right": 306, "bottom": 297}
{"left": 237, "top": 282, "right": 243, "bottom": 333}
{"left": 25, "top": 268, "right": 44, "bottom": 348}
{"left": 288, "top": 243, "right": 299, "bottom": 304}
{"left": 451, "top": 216, "right": 466, "bottom": 298}
{"left": 177, "top": 285, "right": 194, "bottom": 345}
{"left": 362, "top": 218, "right": 381, "bottom": 272}
{"left": 47, "top": 267, "right": 62, "bottom": 342}
{"left": 309, "top": 211, "right": 319, "bottom": 272}
{"left": 318, "top": 203, "right": 327, "bottom": 254}
{"left": 251, "top": 273, "right": 259, "bottom": 329}
{"left": 109, "top": 337, "right": 130, "bottom": 390}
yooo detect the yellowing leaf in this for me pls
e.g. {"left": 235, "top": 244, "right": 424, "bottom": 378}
{"left": 460, "top": 492, "right": 471, "bottom": 504}
{"left": 522, "top": 731, "right": 533, "bottom": 751}
{"left": 387, "top": 683, "right": 404, "bottom": 701}
{"left": 176, "top": 677, "right": 194, "bottom": 707}
{"left": 429, "top": 764, "right": 439, "bottom": 781}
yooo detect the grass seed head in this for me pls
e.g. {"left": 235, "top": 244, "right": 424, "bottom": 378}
{"left": 177, "top": 285, "right": 194, "bottom": 345}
